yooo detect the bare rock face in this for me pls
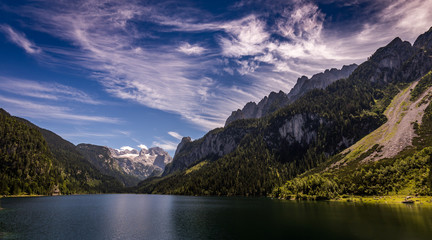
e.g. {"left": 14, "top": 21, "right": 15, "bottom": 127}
{"left": 224, "top": 64, "right": 357, "bottom": 126}
{"left": 163, "top": 127, "right": 253, "bottom": 175}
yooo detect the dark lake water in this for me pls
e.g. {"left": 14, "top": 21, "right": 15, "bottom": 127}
{"left": 0, "top": 194, "right": 432, "bottom": 240}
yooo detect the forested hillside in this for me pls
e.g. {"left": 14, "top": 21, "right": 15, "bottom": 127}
{"left": 0, "top": 109, "right": 60, "bottom": 195}
{"left": 0, "top": 109, "right": 122, "bottom": 195}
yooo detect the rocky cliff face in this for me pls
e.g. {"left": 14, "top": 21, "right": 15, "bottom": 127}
{"left": 77, "top": 144, "right": 172, "bottom": 186}
{"left": 163, "top": 126, "right": 254, "bottom": 175}
{"left": 224, "top": 64, "right": 357, "bottom": 126}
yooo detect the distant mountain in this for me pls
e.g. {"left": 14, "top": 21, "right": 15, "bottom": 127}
{"left": 77, "top": 144, "right": 172, "bottom": 186}
{"left": 138, "top": 27, "right": 432, "bottom": 197}
{"left": 0, "top": 109, "right": 123, "bottom": 195}
{"left": 224, "top": 64, "right": 358, "bottom": 126}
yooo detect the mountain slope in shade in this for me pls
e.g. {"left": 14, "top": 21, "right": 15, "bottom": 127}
{"left": 224, "top": 64, "right": 358, "bottom": 126}
{"left": 77, "top": 144, "right": 172, "bottom": 186}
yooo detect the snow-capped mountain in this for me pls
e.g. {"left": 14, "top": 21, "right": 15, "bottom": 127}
{"left": 77, "top": 144, "right": 173, "bottom": 186}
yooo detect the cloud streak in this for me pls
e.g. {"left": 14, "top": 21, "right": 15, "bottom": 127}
{"left": 168, "top": 131, "right": 183, "bottom": 140}
{"left": 152, "top": 138, "right": 178, "bottom": 151}
{"left": 0, "top": 77, "right": 101, "bottom": 104}
{"left": 0, "top": 24, "right": 41, "bottom": 54}
{"left": 0, "top": 95, "right": 120, "bottom": 124}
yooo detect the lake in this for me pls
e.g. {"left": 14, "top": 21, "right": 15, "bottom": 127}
{"left": 0, "top": 194, "right": 431, "bottom": 239}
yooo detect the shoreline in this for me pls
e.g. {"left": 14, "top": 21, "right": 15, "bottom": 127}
{"left": 332, "top": 195, "right": 432, "bottom": 206}
{"left": 277, "top": 195, "right": 432, "bottom": 206}
{"left": 2, "top": 193, "right": 432, "bottom": 206}
{"left": 0, "top": 194, "right": 45, "bottom": 199}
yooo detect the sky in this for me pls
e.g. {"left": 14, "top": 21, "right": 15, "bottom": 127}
{"left": 1, "top": 0, "right": 432, "bottom": 156}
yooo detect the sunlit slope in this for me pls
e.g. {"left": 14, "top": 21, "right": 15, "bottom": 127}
{"left": 330, "top": 78, "right": 432, "bottom": 169}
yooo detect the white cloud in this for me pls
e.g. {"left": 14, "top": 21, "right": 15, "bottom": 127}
{"left": 61, "top": 132, "right": 116, "bottom": 138}
{"left": 0, "top": 95, "right": 119, "bottom": 124}
{"left": 168, "top": 131, "right": 182, "bottom": 140}
{"left": 177, "top": 42, "right": 206, "bottom": 55}
{"left": 120, "top": 146, "right": 135, "bottom": 151}
{"left": 152, "top": 139, "right": 178, "bottom": 151}
{"left": 0, "top": 24, "right": 42, "bottom": 54}
{"left": 137, "top": 144, "right": 148, "bottom": 150}
{"left": 219, "top": 16, "right": 269, "bottom": 58}
{"left": 0, "top": 77, "right": 101, "bottom": 104}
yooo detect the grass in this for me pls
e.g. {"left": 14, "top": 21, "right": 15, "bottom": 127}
{"left": 332, "top": 195, "right": 432, "bottom": 206}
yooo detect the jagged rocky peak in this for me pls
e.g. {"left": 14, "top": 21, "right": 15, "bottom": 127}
{"left": 175, "top": 136, "right": 192, "bottom": 156}
{"left": 370, "top": 37, "right": 414, "bottom": 70}
{"left": 225, "top": 64, "right": 357, "bottom": 127}
{"left": 225, "top": 90, "right": 289, "bottom": 126}
{"left": 287, "top": 63, "right": 358, "bottom": 102}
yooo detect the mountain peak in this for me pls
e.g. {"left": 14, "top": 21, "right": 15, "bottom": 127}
{"left": 414, "top": 27, "right": 432, "bottom": 49}
{"left": 175, "top": 136, "right": 192, "bottom": 156}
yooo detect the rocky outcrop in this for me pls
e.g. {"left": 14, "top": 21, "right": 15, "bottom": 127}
{"left": 225, "top": 91, "right": 289, "bottom": 127}
{"left": 287, "top": 64, "right": 358, "bottom": 103}
{"left": 77, "top": 144, "right": 172, "bottom": 186}
{"left": 278, "top": 114, "right": 323, "bottom": 144}
{"left": 224, "top": 64, "right": 357, "bottom": 126}
{"left": 163, "top": 126, "right": 253, "bottom": 175}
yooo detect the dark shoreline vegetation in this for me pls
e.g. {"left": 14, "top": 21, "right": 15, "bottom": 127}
{"left": 1, "top": 28, "right": 432, "bottom": 202}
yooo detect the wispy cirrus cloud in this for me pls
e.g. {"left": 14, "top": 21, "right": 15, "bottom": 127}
{"left": 152, "top": 138, "right": 178, "bottom": 151}
{"left": 0, "top": 77, "right": 101, "bottom": 104}
{"left": 0, "top": 24, "right": 41, "bottom": 54}
{"left": 177, "top": 42, "right": 206, "bottom": 55}
{"left": 8, "top": 0, "right": 432, "bottom": 131}
{"left": 168, "top": 131, "right": 183, "bottom": 140}
{"left": 0, "top": 95, "right": 119, "bottom": 124}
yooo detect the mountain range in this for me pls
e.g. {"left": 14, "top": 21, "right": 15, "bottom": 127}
{"left": 77, "top": 144, "right": 172, "bottom": 186}
{"left": 2, "top": 27, "right": 432, "bottom": 199}
{"left": 137, "top": 27, "right": 432, "bottom": 197}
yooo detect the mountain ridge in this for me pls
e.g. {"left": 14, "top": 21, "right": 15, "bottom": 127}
{"left": 224, "top": 64, "right": 358, "bottom": 126}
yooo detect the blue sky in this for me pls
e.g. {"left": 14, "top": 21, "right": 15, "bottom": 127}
{"left": 1, "top": 0, "right": 431, "bottom": 156}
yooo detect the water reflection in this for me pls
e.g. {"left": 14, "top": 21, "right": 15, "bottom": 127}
{"left": 0, "top": 195, "right": 432, "bottom": 240}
